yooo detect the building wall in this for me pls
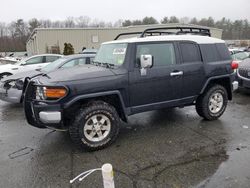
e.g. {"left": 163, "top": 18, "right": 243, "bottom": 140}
{"left": 26, "top": 24, "right": 222, "bottom": 55}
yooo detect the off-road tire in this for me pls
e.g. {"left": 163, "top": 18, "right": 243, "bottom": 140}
{"left": 195, "top": 84, "right": 228, "bottom": 121}
{"left": 69, "top": 101, "right": 120, "bottom": 151}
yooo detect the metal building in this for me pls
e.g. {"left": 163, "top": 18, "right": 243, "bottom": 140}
{"left": 26, "top": 23, "right": 222, "bottom": 55}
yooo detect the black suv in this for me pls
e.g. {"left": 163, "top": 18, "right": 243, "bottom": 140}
{"left": 24, "top": 27, "right": 238, "bottom": 151}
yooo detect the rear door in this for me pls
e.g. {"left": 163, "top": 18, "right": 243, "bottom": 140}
{"left": 177, "top": 42, "right": 205, "bottom": 99}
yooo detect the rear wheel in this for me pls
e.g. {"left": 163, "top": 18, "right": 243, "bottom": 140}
{"left": 69, "top": 101, "right": 120, "bottom": 151}
{"left": 196, "top": 85, "right": 228, "bottom": 120}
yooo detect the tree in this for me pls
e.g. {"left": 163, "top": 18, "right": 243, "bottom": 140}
{"left": 132, "top": 20, "right": 142, "bottom": 25}
{"left": 169, "top": 16, "right": 179, "bottom": 23}
{"left": 63, "top": 43, "right": 74, "bottom": 55}
{"left": 190, "top": 18, "right": 198, "bottom": 25}
{"left": 76, "top": 16, "right": 90, "bottom": 27}
{"left": 65, "top": 17, "right": 75, "bottom": 28}
{"left": 28, "top": 18, "right": 41, "bottom": 33}
{"left": 161, "top": 17, "right": 169, "bottom": 24}
{"left": 122, "top": 20, "right": 132, "bottom": 27}
{"left": 142, "top": 17, "right": 158, "bottom": 25}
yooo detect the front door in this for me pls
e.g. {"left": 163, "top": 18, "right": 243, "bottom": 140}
{"left": 128, "top": 42, "right": 183, "bottom": 112}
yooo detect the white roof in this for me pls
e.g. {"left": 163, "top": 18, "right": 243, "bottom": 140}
{"left": 104, "top": 35, "right": 225, "bottom": 45}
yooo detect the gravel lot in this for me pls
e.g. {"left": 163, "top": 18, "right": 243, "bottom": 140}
{"left": 0, "top": 90, "right": 250, "bottom": 188}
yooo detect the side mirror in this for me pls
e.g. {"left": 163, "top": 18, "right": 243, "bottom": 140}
{"left": 140, "top": 55, "right": 153, "bottom": 76}
{"left": 140, "top": 54, "right": 153, "bottom": 68}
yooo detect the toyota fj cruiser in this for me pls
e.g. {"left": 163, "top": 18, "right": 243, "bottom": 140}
{"left": 24, "top": 27, "right": 238, "bottom": 150}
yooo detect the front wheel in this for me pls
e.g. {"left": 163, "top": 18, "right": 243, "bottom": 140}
{"left": 69, "top": 101, "right": 120, "bottom": 151}
{"left": 196, "top": 85, "right": 228, "bottom": 120}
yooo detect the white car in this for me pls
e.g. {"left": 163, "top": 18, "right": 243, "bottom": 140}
{"left": 0, "top": 54, "right": 63, "bottom": 80}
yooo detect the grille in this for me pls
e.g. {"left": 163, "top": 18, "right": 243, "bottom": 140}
{"left": 238, "top": 68, "right": 250, "bottom": 79}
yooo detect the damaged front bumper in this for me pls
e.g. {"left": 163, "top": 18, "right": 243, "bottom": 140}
{"left": 0, "top": 82, "right": 22, "bottom": 103}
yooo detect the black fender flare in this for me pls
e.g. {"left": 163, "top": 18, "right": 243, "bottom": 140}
{"left": 200, "top": 74, "right": 233, "bottom": 100}
{"left": 64, "top": 90, "right": 128, "bottom": 122}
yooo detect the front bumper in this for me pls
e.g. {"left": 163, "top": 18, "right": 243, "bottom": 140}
{"left": 236, "top": 70, "right": 250, "bottom": 88}
{"left": 0, "top": 84, "right": 22, "bottom": 103}
{"left": 24, "top": 81, "right": 67, "bottom": 130}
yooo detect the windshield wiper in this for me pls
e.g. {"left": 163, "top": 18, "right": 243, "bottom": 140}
{"left": 92, "top": 61, "right": 115, "bottom": 69}
{"left": 92, "top": 60, "right": 102, "bottom": 66}
{"left": 102, "top": 63, "right": 115, "bottom": 69}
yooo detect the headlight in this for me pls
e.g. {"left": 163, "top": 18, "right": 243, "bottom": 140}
{"left": 36, "top": 86, "right": 67, "bottom": 100}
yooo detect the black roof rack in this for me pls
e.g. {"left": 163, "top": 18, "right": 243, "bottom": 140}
{"left": 140, "top": 27, "right": 211, "bottom": 37}
{"left": 114, "top": 32, "right": 142, "bottom": 40}
{"left": 114, "top": 26, "right": 211, "bottom": 40}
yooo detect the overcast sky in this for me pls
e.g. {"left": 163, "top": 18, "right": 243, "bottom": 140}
{"left": 1, "top": 0, "right": 249, "bottom": 23}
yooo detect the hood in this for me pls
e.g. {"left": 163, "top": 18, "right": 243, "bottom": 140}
{"left": 0, "top": 63, "right": 16, "bottom": 69}
{"left": 239, "top": 58, "right": 250, "bottom": 69}
{"left": 1, "top": 69, "right": 41, "bottom": 82}
{"left": 37, "top": 64, "right": 116, "bottom": 83}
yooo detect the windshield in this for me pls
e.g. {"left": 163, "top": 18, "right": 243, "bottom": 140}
{"left": 94, "top": 43, "right": 127, "bottom": 66}
{"left": 41, "top": 58, "right": 66, "bottom": 72}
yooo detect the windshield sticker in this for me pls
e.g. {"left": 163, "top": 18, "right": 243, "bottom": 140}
{"left": 117, "top": 59, "right": 123, "bottom": 64}
{"left": 113, "top": 48, "right": 126, "bottom": 55}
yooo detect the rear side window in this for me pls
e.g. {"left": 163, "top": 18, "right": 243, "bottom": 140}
{"left": 46, "top": 55, "right": 60, "bottom": 62}
{"left": 25, "top": 56, "right": 44, "bottom": 65}
{"left": 216, "top": 43, "right": 231, "bottom": 60}
{"left": 200, "top": 44, "right": 220, "bottom": 62}
{"left": 136, "top": 43, "right": 176, "bottom": 67}
{"left": 179, "top": 42, "right": 201, "bottom": 63}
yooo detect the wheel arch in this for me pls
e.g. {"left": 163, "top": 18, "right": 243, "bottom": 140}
{"left": 64, "top": 91, "right": 128, "bottom": 122}
{"left": 200, "top": 75, "right": 233, "bottom": 100}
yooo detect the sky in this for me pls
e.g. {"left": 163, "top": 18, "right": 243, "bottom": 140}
{"left": 1, "top": 0, "right": 250, "bottom": 23}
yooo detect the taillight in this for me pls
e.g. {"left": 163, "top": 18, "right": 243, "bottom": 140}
{"left": 231, "top": 61, "right": 238, "bottom": 70}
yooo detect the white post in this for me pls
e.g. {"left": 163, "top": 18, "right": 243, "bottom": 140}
{"left": 102, "top": 163, "right": 115, "bottom": 188}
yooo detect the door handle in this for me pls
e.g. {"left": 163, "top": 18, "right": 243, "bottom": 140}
{"left": 170, "top": 71, "right": 183, "bottom": 76}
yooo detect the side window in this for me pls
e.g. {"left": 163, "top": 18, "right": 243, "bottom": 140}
{"left": 61, "top": 58, "right": 86, "bottom": 68}
{"left": 46, "top": 56, "right": 60, "bottom": 62}
{"left": 61, "top": 59, "right": 78, "bottom": 68}
{"left": 136, "top": 43, "right": 176, "bottom": 67}
{"left": 180, "top": 42, "right": 201, "bottom": 63}
{"left": 216, "top": 43, "right": 232, "bottom": 60}
{"left": 200, "top": 44, "right": 220, "bottom": 62}
{"left": 78, "top": 58, "right": 87, "bottom": 66}
{"left": 25, "top": 56, "right": 44, "bottom": 65}
{"left": 90, "top": 57, "right": 95, "bottom": 64}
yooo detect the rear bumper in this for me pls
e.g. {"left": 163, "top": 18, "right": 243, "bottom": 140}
{"left": 0, "top": 85, "right": 22, "bottom": 103}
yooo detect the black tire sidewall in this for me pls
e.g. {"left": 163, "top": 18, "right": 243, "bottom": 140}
{"left": 70, "top": 102, "right": 120, "bottom": 150}
{"left": 80, "top": 109, "right": 117, "bottom": 147}
{"left": 205, "top": 85, "right": 228, "bottom": 119}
